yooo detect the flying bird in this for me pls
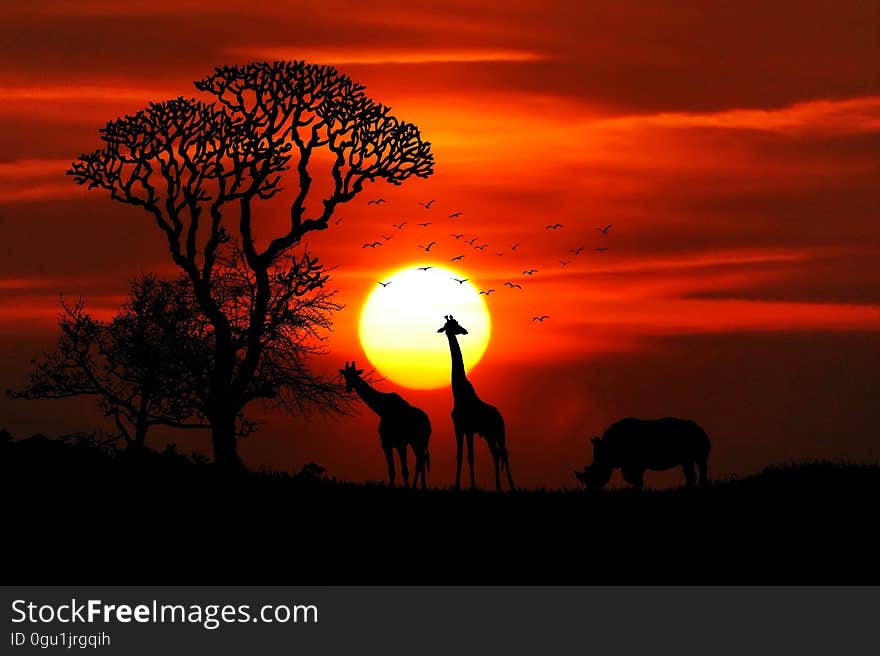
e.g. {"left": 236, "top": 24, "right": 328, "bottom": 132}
{"left": 381, "top": 234, "right": 393, "bottom": 241}
{"left": 362, "top": 241, "right": 382, "bottom": 248}
{"left": 419, "top": 241, "right": 437, "bottom": 252}
{"left": 416, "top": 266, "right": 433, "bottom": 271}
{"left": 479, "top": 289, "right": 495, "bottom": 295}
{"left": 522, "top": 269, "right": 538, "bottom": 275}
{"left": 334, "top": 217, "right": 344, "bottom": 225}
{"left": 545, "top": 223, "right": 564, "bottom": 230}
{"left": 467, "top": 237, "right": 479, "bottom": 246}
{"left": 496, "top": 252, "right": 504, "bottom": 257}
{"left": 504, "top": 282, "right": 523, "bottom": 289}
{"left": 560, "top": 260, "right": 571, "bottom": 267}
{"left": 392, "top": 222, "right": 407, "bottom": 230}
{"left": 596, "top": 224, "right": 613, "bottom": 234}
{"left": 419, "top": 199, "right": 436, "bottom": 209}
{"left": 532, "top": 315, "right": 550, "bottom": 322}
{"left": 595, "top": 247, "right": 608, "bottom": 253}
{"left": 475, "top": 244, "right": 488, "bottom": 251}
{"left": 511, "top": 242, "right": 520, "bottom": 251}
{"left": 418, "top": 222, "right": 432, "bottom": 227}
{"left": 569, "top": 246, "right": 585, "bottom": 255}
{"left": 451, "top": 278, "right": 469, "bottom": 284}
{"left": 368, "top": 198, "right": 387, "bottom": 205}
{"left": 450, "top": 255, "right": 465, "bottom": 262}
{"left": 377, "top": 281, "right": 392, "bottom": 287}
{"left": 448, "top": 211, "right": 463, "bottom": 219}
{"left": 451, "top": 233, "right": 465, "bottom": 240}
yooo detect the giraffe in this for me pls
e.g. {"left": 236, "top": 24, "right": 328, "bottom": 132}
{"left": 339, "top": 361, "right": 431, "bottom": 489}
{"left": 437, "top": 315, "right": 515, "bottom": 492}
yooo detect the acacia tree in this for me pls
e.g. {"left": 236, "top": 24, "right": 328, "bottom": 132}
{"left": 68, "top": 61, "right": 434, "bottom": 466}
{"left": 179, "top": 243, "right": 350, "bottom": 425}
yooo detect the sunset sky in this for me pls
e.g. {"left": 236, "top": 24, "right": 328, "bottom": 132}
{"left": 1, "top": 1, "right": 878, "bottom": 488}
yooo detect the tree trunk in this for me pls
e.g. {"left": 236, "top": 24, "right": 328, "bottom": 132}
{"left": 133, "top": 414, "right": 148, "bottom": 450}
{"left": 210, "top": 410, "right": 240, "bottom": 468}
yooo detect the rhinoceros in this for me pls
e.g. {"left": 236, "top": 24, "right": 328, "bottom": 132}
{"left": 574, "top": 417, "right": 710, "bottom": 490}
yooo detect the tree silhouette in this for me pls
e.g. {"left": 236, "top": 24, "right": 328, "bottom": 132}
{"left": 180, "top": 243, "right": 350, "bottom": 427}
{"left": 8, "top": 277, "right": 205, "bottom": 449}
{"left": 68, "top": 61, "right": 434, "bottom": 466}
{"left": 11, "top": 249, "right": 347, "bottom": 455}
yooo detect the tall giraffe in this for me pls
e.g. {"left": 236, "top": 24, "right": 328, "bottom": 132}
{"left": 339, "top": 361, "right": 431, "bottom": 488}
{"left": 437, "top": 315, "right": 514, "bottom": 491}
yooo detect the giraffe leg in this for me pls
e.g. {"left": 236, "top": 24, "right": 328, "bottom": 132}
{"left": 454, "top": 429, "right": 464, "bottom": 490}
{"left": 398, "top": 445, "right": 409, "bottom": 489}
{"left": 384, "top": 447, "right": 395, "bottom": 487}
{"left": 415, "top": 448, "right": 426, "bottom": 490}
{"left": 466, "top": 432, "right": 476, "bottom": 490}
{"left": 417, "top": 443, "right": 428, "bottom": 490}
{"left": 487, "top": 440, "right": 501, "bottom": 492}
{"left": 503, "top": 451, "right": 516, "bottom": 492}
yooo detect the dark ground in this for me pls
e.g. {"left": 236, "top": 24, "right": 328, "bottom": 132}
{"left": 2, "top": 431, "right": 878, "bottom": 584}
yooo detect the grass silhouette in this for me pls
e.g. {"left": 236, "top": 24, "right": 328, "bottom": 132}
{"left": 3, "top": 431, "right": 877, "bottom": 584}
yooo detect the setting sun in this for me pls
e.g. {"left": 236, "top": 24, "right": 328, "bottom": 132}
{"left": 358, "top": 265, "right": 491, "bottom": 389}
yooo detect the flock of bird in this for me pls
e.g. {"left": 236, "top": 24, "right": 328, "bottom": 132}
{"left": 351, "top": 197, "right": 617, "bottom": 324}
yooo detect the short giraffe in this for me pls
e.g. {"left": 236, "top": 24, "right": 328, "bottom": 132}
{"left": 339, "top": 361, "right": 431, "bottom": 488}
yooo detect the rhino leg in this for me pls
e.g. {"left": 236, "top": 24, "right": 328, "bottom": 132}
{"left": 682, "top": 462, "right": 696, "bottom": 488}
{"left": 622, "top": 466, "right": 644, "bottom": 490}
{"left": 698, "top": 459, "right": 709, "bottom": 487}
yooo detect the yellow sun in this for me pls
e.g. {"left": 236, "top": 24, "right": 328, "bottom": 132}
{"left": 359, "top": 264, "right": 491, "bottom": 390}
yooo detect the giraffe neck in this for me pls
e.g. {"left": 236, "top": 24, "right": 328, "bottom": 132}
{"left": 351, "top": 376, "right": 389, "bottom": 416}
{"left": 446, "top": 332, "right": 475, "bottom": 399}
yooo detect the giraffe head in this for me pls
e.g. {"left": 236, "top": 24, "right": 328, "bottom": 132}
{"left": 437, "top": 314, "right": 469, "bottom": 336}
{"left": 338, "top": 361, "right": 365, "bottom": 393}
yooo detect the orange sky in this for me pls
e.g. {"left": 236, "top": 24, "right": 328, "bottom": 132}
{"left": 1, "top": 1, "right": 879, "bottom": 487}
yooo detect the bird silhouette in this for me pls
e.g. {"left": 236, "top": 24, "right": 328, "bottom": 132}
{"left": 511, "top": 242, "right": 520, "bottom": 251}
{"left": 496, "top": 252, "right": 505, "bottom": 257}
{"left": 418, "top": 222, "right": 432, "bottom": 227}
{"left": 504, "top": 282, "right": 523, "bottom": 289}
{"left": 475, "top": 244, "right": 488, "bottom": 251}
{"left": 381, "top": 234, "right": 393, "bottom": 241}
{"left": 448, "top": 211, "right": 463, "bottom": 219}
{"left": 377, "top": 281, "right": 392, "bottom": 287}
{"left": 569, "top": 246, "right": 585, "bottom": 255}
{"left": 479, "top": 289, "right": 495, "bottom": 295}
{"left": 522, "top": 269, "right": 538, "bottom": 275}
{"left": 451, "top": 278, "right": 469, "bottom": 284}
{"left": 560, "top": 260, "right": 571, "bottom": 267}
{"left": 419, "top": 199, "right": 436, "bottom": 209}
{"left": 368, "top": 198, "right": 387, "bottom": 205}
{"left": 545, "top": 223, "right": 563, "bottom": 230}
{"left": 362, "top": 241, "right": 382, "bottom": 248}
{"left": 596, "top": 224, "right": 613, "bottom": 234}
{"left": 392, "top": 222, "right": 407, "bottom": 230}
{"left": 595, "top": 247, "right": 608, "bottom": 253}
{"left": 451, "top": 233, "right": 465, "bottom": 240}
{"left": 334, "top": 217, "right": 344, "bottom": 225}
{"left": 467, "top": 237, "right": 478, "bottom": 246}
{"left": 532, "top": 315, "right": 550, "bottom": 322}
{"left": 419, "top": 241, "right": 437, "bottom": 252}
{"left": 450, "top": 255, "right": 465, "bottom": 262}
{"left": 417, "top": 266, "right": 433, "bottom": 271}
